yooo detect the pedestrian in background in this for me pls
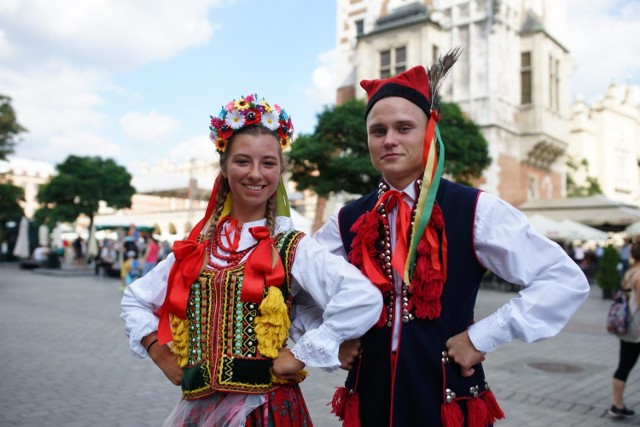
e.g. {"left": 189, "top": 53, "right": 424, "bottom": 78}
{"left": 610, "top": 241, "right": 640, "bottom": 419}
{"left": 120, "top": 250, "right": 142, "bottom": 291}
{"left": 141, "top": 234, "right": 159, "bottom": 275}
{"left": 619, "top": 238, "right": 632, "bottom": 276}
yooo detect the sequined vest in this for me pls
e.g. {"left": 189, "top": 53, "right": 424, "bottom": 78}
{"left": 177, "top": 229, "right": 305, "bottom": 400}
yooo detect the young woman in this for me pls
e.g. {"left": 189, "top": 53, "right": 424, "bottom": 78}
{"left": 121, "top": 93, "right": 382, "bottom": 427}
{"left": 610, "top": 241, "right": 640, "bottom": 419}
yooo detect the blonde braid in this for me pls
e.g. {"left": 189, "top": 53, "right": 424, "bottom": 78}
{"left": 266, "top": 194, "right": 277, "bottom": 236}
{"left": 204, "top": 180, "right": 230, "bottom": 242}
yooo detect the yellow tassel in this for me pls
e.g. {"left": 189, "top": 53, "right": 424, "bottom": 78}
{"left": 169, "top": 314, "right": 189, "bottom": 367}
{"left": 271, "top": 369, "right": 309, "bottom": 384}
{"left": 255, "top": 286, "right": 290, "bottom": 358}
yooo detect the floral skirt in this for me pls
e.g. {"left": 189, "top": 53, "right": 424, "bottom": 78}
{"left": 163, "top": 384, "right": 313, "bottom": 427}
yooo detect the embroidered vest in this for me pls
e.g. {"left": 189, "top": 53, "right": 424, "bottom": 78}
{"left": 175, "top": 229, "right": 304, "bottom": 400}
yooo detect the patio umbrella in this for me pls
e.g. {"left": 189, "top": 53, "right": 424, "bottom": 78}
{"left": 38, "top": 224, "right": 49, "bottom": 246}
{"left": 87, "top": 223, "right": 98, "bottom": 258}
{"left": 559, "top": 219, "right": 608, "bottom": 241}
{"left": 527, "top": 214, "right": 568, "bottom": 241}
{"left": 12, "top": 216, "right": 30, "bottom": 258}
{"left": 626, "top": 221, "right": 640, "bottom": 237}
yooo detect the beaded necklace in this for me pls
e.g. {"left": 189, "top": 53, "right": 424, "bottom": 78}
{"left": 376, "top": 179, "right": 422, "bottom": 326}
{"left": 209, "top": 216, "right": 255, "bottom": 266}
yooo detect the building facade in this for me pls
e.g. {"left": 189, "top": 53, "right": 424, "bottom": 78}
{"left": 0, "top": 157, "right": 55, "bottom": 219}
{"left": 336, "top": 0, "right": 572, "bottom": 206}
{"left": 569, "top": 84, "right": 640, "bottom": 205}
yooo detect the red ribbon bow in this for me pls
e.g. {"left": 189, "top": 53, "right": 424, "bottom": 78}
{"left": 242, "top": 226, "right": 285, "bottom": 303}
{"left": 378, "top": 190, "right": 411, "bottom": 278}
{"left": 155, "top": 239, "right": 208, "bottom": 344}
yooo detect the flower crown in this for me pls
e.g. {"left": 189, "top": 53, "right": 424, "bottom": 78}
{"left": 209, "top": 93, "right": 294, "bottom": 154}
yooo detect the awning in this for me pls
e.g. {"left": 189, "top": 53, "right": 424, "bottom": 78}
{"left": 518, "top": 195, "right": 640, "bottom": 232}
{"left": 525, "top": 214, "right": 607, "bottom": 242}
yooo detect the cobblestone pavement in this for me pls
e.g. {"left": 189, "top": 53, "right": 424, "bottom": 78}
{"left": 0, "top": 262, "right": 638, "bottom": 426}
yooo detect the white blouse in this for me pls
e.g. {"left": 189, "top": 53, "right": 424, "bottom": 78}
{"left": 120, "top": 216, "right": 383, "bottom": 371}
{"left": 313, "top": 183, "right": 591, "bottom": 353}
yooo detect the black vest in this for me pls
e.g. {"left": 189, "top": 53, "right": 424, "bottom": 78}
{"left": 338, "top": 179, "right": 489, "bottom": 427}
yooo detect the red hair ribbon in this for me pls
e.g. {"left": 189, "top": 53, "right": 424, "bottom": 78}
{"left": 242, "top": 226, "right": 285, "bottom": 304}
{"left": 155, "top": 175, "right": 222, "bottom": 345}
{"left": 155, "top": 239, "right": 209, "bottom": 344}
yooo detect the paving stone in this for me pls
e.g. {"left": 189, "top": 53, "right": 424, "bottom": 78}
{"left": 1, "top": 264, "right": 637, "bottom": 426}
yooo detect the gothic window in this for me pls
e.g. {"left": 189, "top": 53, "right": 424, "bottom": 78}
{"left": 380, "top": 46, "right": 407, "bottom": 78}
{"left": 548, "top": 57, "right": 560, "bottom": 111}
{"left": 521, "top": 51, "right": 532, "bottom": 105}
{"left": 528, "top": 174, "right": 539, "bottom": 200}
{"left": 355, "top": 19, "right": 364, "bottom": 36}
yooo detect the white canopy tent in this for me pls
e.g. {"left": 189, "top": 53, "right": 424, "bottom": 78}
{"left": 526, "top": 214, "right": 607, "bottom": 243}
{"left": 558, "top": 219, "right": 608, "bottom": 241}
{"left": 526, "top": 214, "right": 569, "bottom": 241}
{"left": 12, "top": 216, "right": 30, "bottom": 258}
{"left": 626, "top": 221, "right": 640, "bottom": 237}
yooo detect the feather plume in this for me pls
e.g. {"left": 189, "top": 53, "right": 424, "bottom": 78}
{"left": 428, "top": 47, "right": 463, "bottom": 111}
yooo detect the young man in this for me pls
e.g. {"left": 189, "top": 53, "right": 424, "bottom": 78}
{"left": 312, "top": 60, "right": 590, "bottom": 426}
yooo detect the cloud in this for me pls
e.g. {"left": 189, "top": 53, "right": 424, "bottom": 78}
{"left": 303, "top": 49, "right": 338, "bottom": 111}
{"left": 120, "top": 111, "right": 181, "bottom": 141}
{"left": 0, "top": 60, "right": 112, "bottom": 163}
{"left": 0, "top": 0, "right": 221, "bottom": 70}
{"left": 0, "top": 0, "right": 221, "bottom": 165}
{"left": 565, "top": 0, "right": 640, "bottom": 102}
{"left": 168, "top": 134, "right": 217, "bottom": 164}
{"left": 19, "top": 131, "right": 121, "bottom": 164}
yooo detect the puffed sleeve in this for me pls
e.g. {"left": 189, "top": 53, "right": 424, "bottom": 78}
{"left": 120, "top": 254, "right": 174, "bottom": 358}
{"left": 289, "top": 235, "right": 382, "bottom": 371}
{"left": 468, "top": 192, "right": 590, "bottom": 352}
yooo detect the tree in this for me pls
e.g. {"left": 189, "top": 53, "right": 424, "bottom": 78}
{"left": 438, "top": 102, "right": 491, "bottom": 185}
{"left": 0, "top": 182, "right": 25, "bottom": 245}
{"left": 289, "top": 98, "right": 378, "bottom": 197}
{"left": 566, "top": 156, "right": 602, "bottom": 197}
{"left": 0, "top": 95, "right": 27, "bottom": 160}
{"left": 35, "top": 156, "right": 136, "bottom": 238}
{"left": 288, "top": 99, "right": 491, "bottom": 229}
{"left": 596, "top": 245, "right": 621, "bottom": 299}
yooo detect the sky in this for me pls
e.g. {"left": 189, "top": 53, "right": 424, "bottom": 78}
{"left": 1, "top": 0, "right": 639, "bottom": 178}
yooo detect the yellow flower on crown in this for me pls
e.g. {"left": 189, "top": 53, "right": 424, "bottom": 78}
{"left": 234, "top": 98, "right": 251, "bottom": 111}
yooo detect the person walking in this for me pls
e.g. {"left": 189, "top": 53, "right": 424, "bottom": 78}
{"left": 311, "top": 52, "right": 590, "bottom": 426}
{"left": 609, "top": 241, "right": 640, "bottom": 419}
{"left": 141, "top": 234, "right": 159, "bottom": 275}
{"left": 121, "top": 93, "right": 382, "bottom": 426}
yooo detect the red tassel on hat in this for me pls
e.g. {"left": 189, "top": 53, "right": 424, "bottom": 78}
{"left": 441, "top": 401, "right": 464, "bottom": 427}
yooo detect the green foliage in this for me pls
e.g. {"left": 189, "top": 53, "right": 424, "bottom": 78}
{"left": 596, "top": 245, "right": 621, "bottom": 292}
{"left": 288, "top": 99, "right": 491, "bottom": 198}
{"left": 438, "top": 102, "right": 491, "bottom": 185}
{"left": 566, "top": 156, "right": 602, "bottom": 197}
{"left": 0, "top": 95, "right": 27, "bottom": 160}
{"left": 288, "top": 99, "right": 379, "bottom": 197}
{"left": 0, "top": 182, "right": 25, "bottom": 243}
{"left": 35, "top": 155, "right": 136, "bottom": 227}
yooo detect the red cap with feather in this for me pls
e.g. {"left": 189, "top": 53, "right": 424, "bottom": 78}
{"left": 360, "top": 65, "right": 432, "bottom": 119}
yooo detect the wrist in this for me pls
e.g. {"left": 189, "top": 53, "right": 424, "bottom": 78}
{"left": 146, "top": 338, "right": 159, "bottom": 354}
